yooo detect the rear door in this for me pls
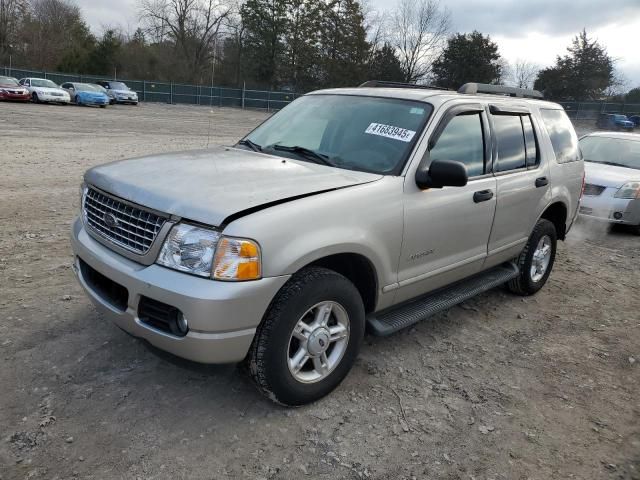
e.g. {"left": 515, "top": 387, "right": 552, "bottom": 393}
{"left": 396, "top": 102, "right": 497, "bottom": 303}
{"left": 485, "top": 105, "right": 551, "bottom": 266}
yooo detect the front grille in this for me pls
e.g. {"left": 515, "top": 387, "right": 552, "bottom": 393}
{"left": 138, "top": 297, "right": 187, "bottom": 337}
{"left": 583, "top": 184, "right": 606, "bottom": 196}
{"left": 83, "top": 187, "right": 166, "bottom": 255}
{"left": 79, "top": 258, "right": 128, "bottom": 311}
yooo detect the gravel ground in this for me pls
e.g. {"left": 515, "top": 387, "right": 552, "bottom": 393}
{"left": 1, "top": 102, "right": 639, "bottom": 480}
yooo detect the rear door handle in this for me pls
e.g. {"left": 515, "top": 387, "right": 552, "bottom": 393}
{"left": 535, "top": 176, "right": 549, "bottom": 188}
{"left": 473, "top": 189, "right": 494, "bottom": 203}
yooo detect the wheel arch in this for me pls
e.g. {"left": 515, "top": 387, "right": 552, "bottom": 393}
{"left": 539, "top": 201, "right": 568, "bottom": 240}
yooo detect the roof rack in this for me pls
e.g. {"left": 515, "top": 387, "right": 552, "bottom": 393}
{"left": 458, "top": 83, "right": 543, "bottom": 99}
{"left": 359, "top": 80, "right": 450, "bottom": 91}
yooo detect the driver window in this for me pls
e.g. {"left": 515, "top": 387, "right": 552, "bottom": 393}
{"left": 429, "top": 113, "right": 485, "bottom": 177}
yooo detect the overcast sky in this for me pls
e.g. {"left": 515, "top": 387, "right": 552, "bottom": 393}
{"left": 77, "top": 0, "right": 640, "bottom": 88}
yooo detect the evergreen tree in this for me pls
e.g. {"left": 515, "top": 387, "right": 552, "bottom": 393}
{"left": 369, "top": 43, "right": 404, "bottom": 82}
{"left": 431, "top": 31, "right": 502, "bottom": 89}
{"left": 534, "top": 30, "right": 614, "bottom": 101}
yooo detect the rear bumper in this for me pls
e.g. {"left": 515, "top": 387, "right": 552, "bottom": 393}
{"left": 579, "top": 191, "right": 640, "bottom": 225}
{"left": 70, "top": 217, "right": 290, "bottom": 363}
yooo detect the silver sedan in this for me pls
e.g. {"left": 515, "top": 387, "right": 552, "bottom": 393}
{"left": 579, "top": 132, "right": 640, "bottom": 234}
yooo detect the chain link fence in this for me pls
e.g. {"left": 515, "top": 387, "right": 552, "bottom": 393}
{"left": 2, "top": 66, "right": 299, "bottom": 111}
{"left": 559, "top": 101, "right": 640, "bottom": 120}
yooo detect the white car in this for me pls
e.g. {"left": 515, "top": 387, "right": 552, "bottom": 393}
{"left": 19, "top": 77, "right": 71, "bottom": 104}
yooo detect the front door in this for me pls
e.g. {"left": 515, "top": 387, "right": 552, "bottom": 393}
{"left": 395, "top": 104, "right": 497, "bottom": 304}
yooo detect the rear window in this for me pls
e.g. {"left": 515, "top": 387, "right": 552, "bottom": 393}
{"left": 539, "top": 109, "right": 580, "bottom": 163}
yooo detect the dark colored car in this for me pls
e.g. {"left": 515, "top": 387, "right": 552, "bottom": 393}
{"left": 0, "top": 75, "right": 30, "bottom": 102}
{"left": 629, "top": 115, "right": 640, "bottom": 128}
{"left": 596, "top": 113, "right": 635, "bottom": 131}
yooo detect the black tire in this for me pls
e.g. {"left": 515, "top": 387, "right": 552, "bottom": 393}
{"left": 508, "top": 219, "right": 557, "bottom": 296}
{"left": 99, "top": 104, "right": 107, "bottom": 108}
{"left": 631, "top": 224, "right": 640, "bottom": 236}
{"left": 246, "top": 267, "right": 365, "bottom": 406}
{"left": 31, "top": 92, "right": 39, "bottom": 103}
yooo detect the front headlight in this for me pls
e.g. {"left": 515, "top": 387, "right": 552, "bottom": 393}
{"left": 157, "top": 223, "right": 220, "bottom": 277}
{"left": 156, "top": 223, "right": 262, "bottom": 280}
{"left": 614, "top": 181, "right": 640, "bottom": 199}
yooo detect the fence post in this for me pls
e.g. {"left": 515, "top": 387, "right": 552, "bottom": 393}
{"left": 267, "top": 91, "right": 271, "bottom": 112}
{"left": 242, "top": 82, "right": 245, "bottom": 109}
{"left": 143, "top": 80, "right": 146, "bottom": 103}
{"left": 170, "top": 81, "right": 173, "bottom": 104}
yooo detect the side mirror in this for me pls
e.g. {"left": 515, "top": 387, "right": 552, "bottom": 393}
{"left": 415, "top": 158, "right": 468, "bottom": 189}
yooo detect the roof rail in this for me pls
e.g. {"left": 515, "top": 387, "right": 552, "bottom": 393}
{"left": 458, "top": 83, "right": 543, "bottom": 99}
{"left": 359, "top": 80, "right": 450, "bottom": 91}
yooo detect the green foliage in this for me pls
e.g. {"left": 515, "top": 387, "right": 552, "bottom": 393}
{"left": 85, "top": 30, "right": 122, "bottom": 76}
{"left": 534, "top": 30, "right": 614, "bottom": 101}
{"left": 369, "top": 43, "right": 404, "bottom": 82}
{"left": 626, "top": 87, "right": 640, "bottom": 103}
{"left": 432, "top": 31, "right": 502, "bottom": 89}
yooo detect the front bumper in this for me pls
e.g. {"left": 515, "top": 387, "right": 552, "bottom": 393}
{"left": 579, "top": 188, "right": 640, "bottom": 225}
{"left": 112, "top": 96, "right": 138, "bottom": 103}
{"left": 70, "top": 218, "right": 290, "bottom": 363}
{"left": 79, "top": 97, "right": 109, "bottom": 105}
{"left": 0, "top": 92, "right": 30, "bottom": 101}
{"left": 38, "top": 93, "right": 70, "bottom": 103}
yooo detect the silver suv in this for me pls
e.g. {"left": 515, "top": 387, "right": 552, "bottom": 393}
{"left": 71, "top": 82, "right": 584, "bottom": 405}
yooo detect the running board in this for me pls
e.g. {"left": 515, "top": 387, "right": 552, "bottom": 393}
{"left": 367, "top": 263, "right": 519, "bottom": 337}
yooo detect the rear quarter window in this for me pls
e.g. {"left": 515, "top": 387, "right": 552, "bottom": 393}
{"left": 539, "top": 109, "right": 580, "bottom": 163}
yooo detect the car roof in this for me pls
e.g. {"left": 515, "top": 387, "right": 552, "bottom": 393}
{"left": 308, "top": 87, "right": 563, "bottom": 109}
{"left": 584, "top": 131, "right": 640, "bottom": 142}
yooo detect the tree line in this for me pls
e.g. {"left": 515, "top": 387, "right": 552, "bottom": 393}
{"left": 1, "top": 0, "right": 636, "bottom": 101}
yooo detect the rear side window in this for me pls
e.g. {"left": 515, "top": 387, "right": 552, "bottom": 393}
{"left": 522, "top": 116, "right": 539, "bottom": 168}
{"left": 429, "top": 113, "right": 485, "bottom": 177}
{"left": 540, "top": 109, "right": 580, "bottom": 163}
{"left": 493, "top": 115, "right": 526, "bottom": 172}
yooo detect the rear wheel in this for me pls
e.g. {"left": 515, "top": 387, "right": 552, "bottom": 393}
{"left": 508, "top": 219, "right": 557, "bottom": 296}
{"left": 247, "top": 267, "right": 365, "bottom": 406}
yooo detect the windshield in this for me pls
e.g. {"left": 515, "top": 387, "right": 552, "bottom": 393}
{"left": 0, "top": 76, "right": 19, "bottom": 86}
{"left": 580, "top": 136, "right": 640, "bottom": 170}
{"left": 75, "top": 83, "right": 100, "bottom": 92}
{"left": 242, "top": 94, "right": 432, "bottom": 174}
{"left": 613, "top": 115, "right": 628, "bottom": 121}
{"left": 109, "top": 82, "right": 129, "bottom": 90}
{"left": 90, "top": 84, "right": 108, "bottom": 93}
{"left": 31, "top": 79, "right": 58, "bottom": 88}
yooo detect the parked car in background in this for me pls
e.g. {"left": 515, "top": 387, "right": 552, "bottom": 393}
{"left": 596, "top": 113, "right": 635, "bottom": 131}
{"left": 61, "top": 82, "right": 109, "bottom": 107}
{"left": 629, "top": 115, "right": 640, "bottom": 128}
{"left": 579, "top": 132, "right": 640, "bottom": 234}
{"left": 0, "top": 76, "right": 30, "bottom": 102}
{"left": 71, "top": 81, "right": 583, "bottom": 405}
{"left": 19, "top": 78, "right": 71, "bottom": 104}
{"left": 97, "top": 81, "right": 138, "bottom": 105}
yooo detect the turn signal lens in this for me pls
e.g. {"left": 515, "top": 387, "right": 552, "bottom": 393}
{"left": 213, "top": 237, "right": 261, "bottom": 281}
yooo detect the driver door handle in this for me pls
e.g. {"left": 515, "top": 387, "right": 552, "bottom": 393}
{"left": 473, "top": 189, "right": 494, "bottom": 203}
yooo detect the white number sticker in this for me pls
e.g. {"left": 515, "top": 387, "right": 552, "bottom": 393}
{"left": 365, "top": 123, "right": 416, "bottom": 142}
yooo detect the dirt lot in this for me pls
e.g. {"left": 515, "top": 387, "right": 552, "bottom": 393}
{"left": 1, "top": 102, "right": 639, "bottom": 480}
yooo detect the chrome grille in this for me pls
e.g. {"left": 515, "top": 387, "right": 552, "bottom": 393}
{"left": 83, "top": 187, "right": 166, "bottom": 254}
{"left": 583, "top": 184, "right": 606, "bottom": 196}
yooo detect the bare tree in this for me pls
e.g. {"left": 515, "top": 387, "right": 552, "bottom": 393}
{"left": 511, "top": 59, "right": 540, "bottom": 89}
{"left": 604, "top": 68, "right": 629, "bottom": 98}
{"left": 390, "top": 0, "right": 450, "bottom": 84}
{"left": 139, "top": 0, "right": 231, "bottom": 82}
{"left": 0, "top": 0, "right": 29, "bottom": 63}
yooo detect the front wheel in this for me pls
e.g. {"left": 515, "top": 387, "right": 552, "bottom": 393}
{"left": 32, "top": 92, "right": 39, "bottom": 103}
{"left": 247, "top": 267, "right": 365, "bottom": 406}
{"left": 508, "top": 219, "right": 557, "bottom": 296}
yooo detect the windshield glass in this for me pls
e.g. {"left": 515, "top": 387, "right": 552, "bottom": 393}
{"left": 0, "top": 76, "right": 19, "bottom": 86}
{"left": 243, "top": 94, "right": 432, "bottom": 174}
{"left": 109, "top": 82, "right": 129, "bottom": 90}
{"left": 31, "top": 79, "right": 59, "bottom": 88}
{"left": 580, "top": 136, "right": 640, "bottom": 170}
{"left": 75, "top": 83, "right": 100, "bottom": 92}
{"left": 90, "top": 84, "right": 107, "bottom": 93}
{"left": 613, "top": 115, "right": 628, "bottom": 121}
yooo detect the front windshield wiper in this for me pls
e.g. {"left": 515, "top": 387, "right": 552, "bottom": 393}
{"left": 236, "top": 139, "right": 262, "bottom": 152}
{"left": 266, "top": 144, "right": 336, "bottom": 167}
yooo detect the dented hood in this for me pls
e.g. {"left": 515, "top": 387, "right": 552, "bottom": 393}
{"left": 85, "top": 146, "right": 382, "bottom": 226}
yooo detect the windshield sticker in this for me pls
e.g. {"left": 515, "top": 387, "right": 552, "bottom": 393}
{"left": 365, "top": 123, "right": 416, "bottom": 142}
{"left": 410, "top": 107, "right": 425, "bottom": 115}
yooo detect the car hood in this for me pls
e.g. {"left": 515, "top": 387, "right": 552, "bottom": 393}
{"left": 34, "top": 86, "right": 67, "bottom": 94}
{"left": 616, "top": 120, "right": 634, "bottom": 127}
{"left": 85, "top": 146, "right": 383, "bottom": 226}
{"left": 111, "top": 89, "right": 136, "bottom": 95}
{"left": 584, "top": 161, "right": 640, "bottom": 188}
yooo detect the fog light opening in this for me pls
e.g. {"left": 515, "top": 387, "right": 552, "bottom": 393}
{"left": 613, "top": 212, "right": 623, "bottom": 220}
{"left": 176, "top": 313, "right": 189, "bottom": 335}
